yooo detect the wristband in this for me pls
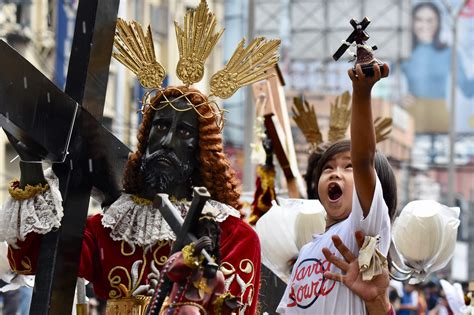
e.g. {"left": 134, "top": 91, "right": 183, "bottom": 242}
{"left": 8, "top": 179, "right": 49, "bottom": 200}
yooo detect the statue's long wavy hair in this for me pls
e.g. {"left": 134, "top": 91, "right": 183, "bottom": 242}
{"left": 122, "top": 86, "right": 242, "bottom": 210}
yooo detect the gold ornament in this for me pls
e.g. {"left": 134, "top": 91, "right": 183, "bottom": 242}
{"left": 105, "top": 295, "right": 151, "bottom": 315}
{"left": 182, "top": 243, "right": 204, "bottom": 268}
{"left": 112, "top": 0, "right": 281, "bottom": 122}
{"left": 174, "top": 0, "right": 224, "bottom": 86}
{"left": 210, "top": 37, "right": 281, "bottom": 99}
{"left": 328, "top": 91, "right": 352, "bottom": 143}
{"left": 374, "top": 116, "right": 393, "bottom": 143}
{"left": 113, "top": 18, "right": 165, "bottom": 89}
{"left": 293, "top": 91, "right": 392, "bottom": 153}
{"left": 292, "top": 96, "right": 323, "bottom": 152}
{"left": 8, "top": 180, "right": 49, "bottom": 201}
{"left": 130, "top": 194, "right": 153, "bottom": 206}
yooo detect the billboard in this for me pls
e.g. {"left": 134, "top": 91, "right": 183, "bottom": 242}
{"left": 253, "top": 0, "right": 413, "bottom": 94}
{"left": 252, "top": 0, "right": 473, "bottom": 134}
{"left": 402, "top": 0, "right": 474, "bottom": 134}
{"left": 54, "top": 0, "right": 78, "bottom": 89}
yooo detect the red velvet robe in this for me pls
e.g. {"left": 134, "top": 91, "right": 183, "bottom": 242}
{"left": 8, "top": 214, "right": 261, "bottom": 314}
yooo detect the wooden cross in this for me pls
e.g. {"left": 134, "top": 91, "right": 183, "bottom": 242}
{"left": 332, "top": 17, "right": 385, "bottom": 77}
{"left": 0, "top": 0, "right": 127, "bottom": 313}
{"left": 332, "top": 17, "right": 371, "bottom": 61}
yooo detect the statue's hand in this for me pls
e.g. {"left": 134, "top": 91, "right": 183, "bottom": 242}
{"left": 3, "top": 129, "right": 41, "bottom": 162}
{"left": 224, "top": 295, "right": 243, "bottom": 311}
{"left": 132, "top": 261, "right": 160, "bottom": 296}
{"left": 193, "top": 236, "right": 212, "bottom": 256}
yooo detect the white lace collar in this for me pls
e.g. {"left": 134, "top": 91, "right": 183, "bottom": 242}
{"left": 101, "top": 194, "right": 240, "bottom": 247}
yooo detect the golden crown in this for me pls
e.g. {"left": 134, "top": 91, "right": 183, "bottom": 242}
{"left": 112, "top": 0, "right": 280, "bottom": 118}
{"left": 292, "top": 91, "right": 392, "bottom": 152}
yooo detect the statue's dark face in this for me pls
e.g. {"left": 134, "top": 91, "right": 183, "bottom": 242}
{"left": 140, "top": 97, "right": 199, "bottom": 197}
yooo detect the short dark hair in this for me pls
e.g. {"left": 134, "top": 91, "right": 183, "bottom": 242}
{"left": 307, "top": 139, "right": 398, "bottom": 222}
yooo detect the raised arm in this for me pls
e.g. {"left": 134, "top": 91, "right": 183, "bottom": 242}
{"left": 348, "top": 63, "right": 389, "bottom": 215}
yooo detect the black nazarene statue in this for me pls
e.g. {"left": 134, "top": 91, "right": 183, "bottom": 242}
{"left": 0, "top": 0, "right": 281, "bottom": 314}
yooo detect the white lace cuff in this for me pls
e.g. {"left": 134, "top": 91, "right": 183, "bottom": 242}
{"left": 0, "top": 168, "right": 63, "bottom": 247}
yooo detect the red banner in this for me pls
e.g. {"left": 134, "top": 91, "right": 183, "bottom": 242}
{"left": 461, "top": 0, "right": 474, "bottom": 17}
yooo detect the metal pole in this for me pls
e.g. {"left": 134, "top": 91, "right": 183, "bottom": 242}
{"left": 446, "top": 0, "right": 468, "bottom": 206}
{"left": 447, "top": 17, "right": 457, "bottom": 207}
{"left": 243, "top": 0, "right": 256, "bottom": 192}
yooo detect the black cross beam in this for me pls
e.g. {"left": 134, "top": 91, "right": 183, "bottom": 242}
{"left": 0, "top": 0, "right": 128, "bottom": 313}
{"left": 0, "top": 41, "right": 130, "bottom": 201}
{"left": 147, "top": 187, "right": 214, "bottom": 315}
{"left": 332, "top": 17, "right": 371, "bottom": 61}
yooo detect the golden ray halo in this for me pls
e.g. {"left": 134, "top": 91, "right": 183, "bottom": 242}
{"left": 112, "top": 0, "right": 281, "bottom": 123}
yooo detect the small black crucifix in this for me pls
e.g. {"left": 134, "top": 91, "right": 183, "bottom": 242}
{"left": 0, "top": 0, "right": 131, "bottom": 313}
{"left": 333, "top": 17, "right": 385, "bottom": 77}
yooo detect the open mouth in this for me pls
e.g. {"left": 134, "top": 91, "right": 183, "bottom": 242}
{"left": 328, "top": 183, "right": 343, "bottom": 201}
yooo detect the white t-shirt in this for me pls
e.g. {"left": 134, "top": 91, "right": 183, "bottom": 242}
{"left": 277, "top": 175, "right": 391, "bottom": 315}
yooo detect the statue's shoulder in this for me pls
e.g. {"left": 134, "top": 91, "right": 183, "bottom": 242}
{"left": 86, "top": 213, "right": 104, "bottom": 229}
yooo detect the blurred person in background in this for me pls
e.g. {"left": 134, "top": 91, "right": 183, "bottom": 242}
{"left": 389, "top": 284, "right": 401, "bottom": 311}
{"left": 428, "top": 295, "right": 452, "bottom": 315}
{"left": 398, "top": 283, "right": 420, "bottom": 315}
{"left": 0, "top": 282, "right": 32, "bottom": 315}
{"left": 425, "top": 281, "right": 441, "bottom": 312}
{"left": 416, "top": 284, "right": 428, "bottom": 315}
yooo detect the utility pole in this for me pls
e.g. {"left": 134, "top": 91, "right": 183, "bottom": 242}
{"left": 243, "top": 0, "right": 256, "bottom": 192}
{"left": 443, "top": 0, "right": 469, "bottom": 206}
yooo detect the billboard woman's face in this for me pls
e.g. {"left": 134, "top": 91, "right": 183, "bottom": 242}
{"left": 414, "top": 6, "right": 439, "bottom": 44}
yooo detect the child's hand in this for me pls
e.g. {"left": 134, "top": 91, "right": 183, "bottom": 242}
{"left": 322, "top": 231, "right": 390, "bottom": 304}
{"left": 348, "top": 63, "right": 389, "bottom": 94}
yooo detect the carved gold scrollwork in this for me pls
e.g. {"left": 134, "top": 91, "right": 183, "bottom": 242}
{"left": 108, "top": 267, "right": 132, "bottom": 299}
{"left": 152, "top": 240, "right": 170, "bottom": 266}
{"left": 121, "top": 241, "right": 136, "bottom": 256}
